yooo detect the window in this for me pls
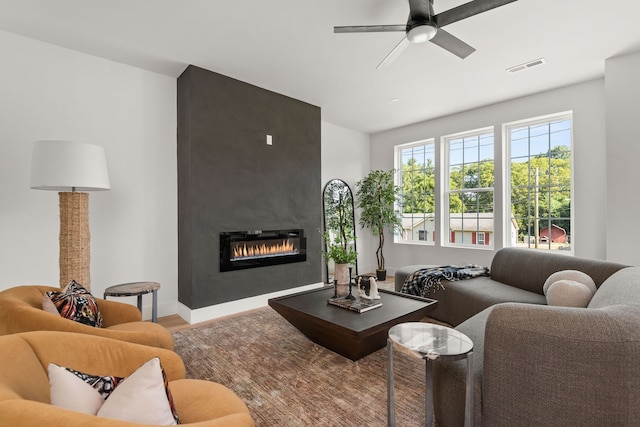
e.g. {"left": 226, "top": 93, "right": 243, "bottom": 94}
{"left": 505, "top": 112, "right": 572, "bottom": 251}
{"left": 445, "top": 128, "right": 494, "bottom": 247}
{"left": 392, "top": 111, "right": 572, "bottom": 251}
{"left": 395, "top": 140, "right": 436, "bottom": 244}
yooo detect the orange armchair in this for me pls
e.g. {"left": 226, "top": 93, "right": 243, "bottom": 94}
{"left": 0, "top": 285, "right": 173, "bottom": 350}
{"left": 0, "top": 331, "right": 254, "bottom": 427}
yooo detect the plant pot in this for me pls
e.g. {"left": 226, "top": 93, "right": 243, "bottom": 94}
{"left": 334, "top": 263, "right": 350, "bottom": 296}
{"left": 376, "top": 269, "right": 387, "bottom": 281}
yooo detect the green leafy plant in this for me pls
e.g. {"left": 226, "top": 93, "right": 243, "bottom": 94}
{"left": 355, "top": 169, "right": 403, "bottom": 273}
{"left": 321, "top": 231, "right": 357, "bottom": 265}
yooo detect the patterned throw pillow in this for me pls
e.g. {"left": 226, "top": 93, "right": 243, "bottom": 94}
{"left": 44, "top": 280, "right": 103, "bottom": 328}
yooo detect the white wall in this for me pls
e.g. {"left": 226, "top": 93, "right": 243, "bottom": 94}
{"left": 0, "top": 31, "right": 373, "bottom": 321}
{"left": 321, "top": 122, "right": 373, "bottom": 274}
{"left": 0, "top": 31, "right": 178, "bottom": 319}
{"left": 370, "top": 79, "right": 608, "bottom": 274}
{"left": 605, "top": 51, "right": 640, "bottom": 265}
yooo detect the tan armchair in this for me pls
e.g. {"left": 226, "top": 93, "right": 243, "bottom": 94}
{"left": 0, "top": 331, "right": 255, "bottom": 427}
{"left": 0, "top": 285, "right": 173, "bottom": 350}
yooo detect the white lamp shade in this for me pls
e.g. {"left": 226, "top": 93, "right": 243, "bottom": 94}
{"left": 30, "top": 140, "right": 111, "bottom": 191}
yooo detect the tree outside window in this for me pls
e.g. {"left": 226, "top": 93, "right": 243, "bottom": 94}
{"left": 446, "top": 129, "right": 494, "bottom": 247}
{"left": 507, "top": 115, "right": 572, "bottom": 251}
{"left": 396, "top": 140, "right": 436, "bottom": 244}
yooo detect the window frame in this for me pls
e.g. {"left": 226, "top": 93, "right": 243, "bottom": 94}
{"left": 503, "top": 111, "right": 574, "bottom": 254}
{"left": 442, "top": 126, "right": 495, "bottom": 250}
{"left": 394, "top": 138, "right": 437, "bottom": 246}
{"left": 390, "top": 111, "right": 573, "bottom": 253}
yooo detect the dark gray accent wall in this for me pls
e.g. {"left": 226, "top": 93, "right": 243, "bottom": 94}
{"left": 177, "top": 65, "right": 322, "bottom": 309}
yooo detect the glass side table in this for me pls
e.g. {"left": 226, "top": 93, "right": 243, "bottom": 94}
{"left": 103, "top": 282, "right": 160, "bottom": 323}
{"left": 387, "top": 322, "right": 473, "bottom": 427}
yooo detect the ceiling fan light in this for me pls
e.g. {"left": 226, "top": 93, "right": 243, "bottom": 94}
{"left": 407, "top": 23, "right": 437, "bottom": 44}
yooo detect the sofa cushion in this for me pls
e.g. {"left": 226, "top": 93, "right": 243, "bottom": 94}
{"left": 546, "top": 280, "right": 594, "bottom": 307}
{"left": 588, "top": 267, "right": 640, "bottom": 308}
{"left": 427, "top": 276, "right": 546, "bottom": 326}
{"left": 44, "top": 281, "right": 103, "bottom": 328}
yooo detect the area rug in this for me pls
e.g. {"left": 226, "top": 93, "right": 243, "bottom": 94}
{"left": 172, "top": 306, "right": 427, "bottom": 426}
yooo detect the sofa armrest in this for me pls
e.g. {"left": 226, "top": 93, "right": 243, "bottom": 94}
{"left": 394, "top": 264, "right": 436, "bottom": 292}
{"left": 0, "top": 301, "right": 173, "bottom": 350}
{"left": 483, "top": 303, "right": 640, "bottom": 426}
{"left": 96, "top": 298, "right": 142, "bottom": 326}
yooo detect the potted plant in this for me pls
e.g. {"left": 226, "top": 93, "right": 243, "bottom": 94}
{"left": 322, "top": 231, "right": 357, "bottom": 292}
{"left": 355, "top": 169, "right": 403, "bottom": 281}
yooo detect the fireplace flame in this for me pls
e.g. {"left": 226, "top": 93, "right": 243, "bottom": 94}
{"left": 232, "top": 239, "right": 298, "bottom": 260}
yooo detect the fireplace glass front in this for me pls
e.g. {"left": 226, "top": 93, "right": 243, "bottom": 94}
{"left": 220, "top": 229, "right": 306, "bottom": 272}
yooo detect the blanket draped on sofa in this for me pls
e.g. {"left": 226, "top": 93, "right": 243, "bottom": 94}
{"left": 401, "top": 265, "right": 490, "bottom": 297}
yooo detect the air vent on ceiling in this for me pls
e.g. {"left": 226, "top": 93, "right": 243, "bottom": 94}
{"left": 507, "top": 58, "right": 546, "bottom": 74}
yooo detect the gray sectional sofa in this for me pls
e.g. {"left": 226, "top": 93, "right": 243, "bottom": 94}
{"left": 394, "top": 248, "right": 640, "bottom": 426}
{"left": 394, "top": 247, "right": 628, "bottom": 326}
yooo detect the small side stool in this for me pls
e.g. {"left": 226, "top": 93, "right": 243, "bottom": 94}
{"left": 387, "top": 322, "right": 474, "bottom": 427}
{"left": 103, "top": 282, "right": 160, "bottom": 323}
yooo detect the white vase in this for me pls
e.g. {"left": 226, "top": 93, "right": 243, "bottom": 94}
{"left": 334, "top": 263, "right": 350, "bottom": 296}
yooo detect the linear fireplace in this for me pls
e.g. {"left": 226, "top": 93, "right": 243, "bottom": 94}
{"left": 220, "top": 229, "right": 307, "bottom": 272}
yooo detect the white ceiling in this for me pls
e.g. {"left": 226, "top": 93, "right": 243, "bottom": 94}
{"left": 1, "top": 0, "right": 640, "bottom": 134}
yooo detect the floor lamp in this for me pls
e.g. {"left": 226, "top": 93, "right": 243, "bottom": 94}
{"left": 30, "top": 140, "right": 110, "bottom": 291}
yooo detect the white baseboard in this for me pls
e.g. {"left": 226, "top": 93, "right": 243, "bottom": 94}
{"left": 176, "top": 282, "right": 325, "bottom": 324}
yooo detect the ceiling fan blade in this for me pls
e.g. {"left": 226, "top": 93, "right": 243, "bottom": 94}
{"left": 435, "top": 0, "right": 518, "bottom": 28}
{"left": 376, "top": 36, "right": 410, "bottom": 69}
{"left": 430, "top": 28, "right": 476, "bottom": 59}
{"left": 334, "top": 25, "right": 405, "bottom": 33}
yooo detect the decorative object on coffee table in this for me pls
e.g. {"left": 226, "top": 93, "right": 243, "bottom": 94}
{"left": 328, "top": 295, "right": 383, "bottom": 313}
{"left": 331, "top": 279, "right": 339, "bottom": 299}
{"left": 346, "top": 266, "right": 356, "bottom": 300}
{"left": 30, "top": 140, "right": 110, "bottom": 290}
{"left": 355, "top": 170, "right": 402, "bottom": 281}
{"left": 357, "top": 275, "right": 381, "bottom": 300}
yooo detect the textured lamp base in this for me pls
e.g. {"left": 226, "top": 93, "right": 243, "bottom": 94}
{"left": 59, "top": 192, "right": 91, "bottom": 290}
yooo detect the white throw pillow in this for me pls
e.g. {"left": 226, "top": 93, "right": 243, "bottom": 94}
{"left": 97, "top": 357, "right": 178, "bottom": 425}
{"left": 48, "top": 357, "right": 178, "bottom": 425}
{"left": 546, "top": 279, "right": 594, "bottom": 307}
{"left": 543, "top": 270, "right": 596, "bottom": 295}
{"left": 48, "top": 363, "right": 108, "bottom": 415}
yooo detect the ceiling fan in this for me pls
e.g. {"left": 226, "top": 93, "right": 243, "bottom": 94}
{"left": 334, "top": 0, "right": 518, "bottom": 68}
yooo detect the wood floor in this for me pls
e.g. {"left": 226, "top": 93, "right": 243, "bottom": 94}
{"left": 158, "top": 275, "right": 396, "bottom": 333}
{"left": 157, "top": 314, "right": 190, "bottom": 333}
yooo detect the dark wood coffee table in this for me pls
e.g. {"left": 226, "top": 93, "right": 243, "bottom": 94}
{"left": 268, "top": 286, "right": 437, "bottom": 361}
